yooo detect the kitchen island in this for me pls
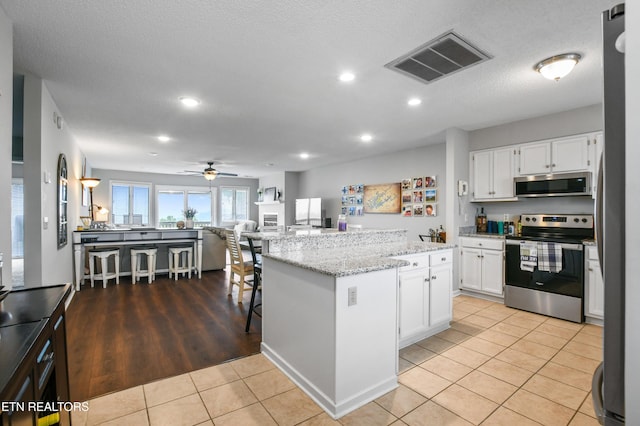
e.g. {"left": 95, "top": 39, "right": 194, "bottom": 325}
{"left": 256, "top": 229, "right": 454, "bottom": 419}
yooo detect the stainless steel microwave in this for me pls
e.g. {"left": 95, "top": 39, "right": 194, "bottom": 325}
{"left": 514, "top": 172, "right": 592, "bottom": 197}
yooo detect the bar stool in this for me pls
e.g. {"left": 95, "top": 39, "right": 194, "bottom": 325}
{"left": 245, "top": 238, "right": 262, "bottom": 332}
{"left": 88, "top": 247, "right": 120, "bottom": 288}
{"left": 130, "top": 246, "right": 158, "bottom": 284}
{"left": 168, "top": 245, "right": 193, "bottom": 280}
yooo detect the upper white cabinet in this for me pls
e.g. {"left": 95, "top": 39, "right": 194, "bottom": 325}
{"left": 471, "top": 147, "right": 516, "bottom": 201}
{"left": 518, "top": 134, "right": 590, "bottom": 175}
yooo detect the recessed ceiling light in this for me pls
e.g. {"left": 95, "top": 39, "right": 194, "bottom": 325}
{"left": 149, "top": 152, "right": 158, "bottom": 157}
{"left": 265, "top": 162, "right": 275, "bottom": 167}
{"left": 338, "top": 72, "right": 355, "bottom": 82}
{"left": 360, "top": 134, "right": 373, "bottom": 143}
{"left": 179, "top": 96, "right": 201, "bottom": 107}
{"left": 157, "top": 135, "right": 170, "bottom": 142}
{"left": 407, "top": 98, "right": 422, "bottom": 106}
{"left": 300, "top": 153, "right": 310, "bottom": 159}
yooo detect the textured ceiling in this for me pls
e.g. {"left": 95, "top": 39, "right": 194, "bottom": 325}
{"left": 1, "top": 0, "right": 613, "bottom": 178}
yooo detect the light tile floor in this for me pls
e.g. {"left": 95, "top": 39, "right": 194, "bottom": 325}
{"left": 72, "top": 294, "right": 603, "bottom": 425}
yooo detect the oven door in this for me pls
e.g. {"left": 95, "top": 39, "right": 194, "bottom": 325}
{"left": 505, "top": 239, "right": 584, "bottom": 297}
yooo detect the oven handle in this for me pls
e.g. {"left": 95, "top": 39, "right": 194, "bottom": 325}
{"left": 505, "top": 239, "right": 584, "bottom": 251}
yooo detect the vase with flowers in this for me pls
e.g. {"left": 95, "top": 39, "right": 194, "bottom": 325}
{"left": 183, "top": 206, "right": 197, "bottom": 229}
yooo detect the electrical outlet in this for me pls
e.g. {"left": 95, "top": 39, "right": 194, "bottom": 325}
{"left": 348, "top": 286, "right": 357, "bottom": 306}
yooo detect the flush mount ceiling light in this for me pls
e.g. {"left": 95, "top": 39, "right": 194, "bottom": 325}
{"left": 338, "top": 72, "right": 355, "bottom": 82}
{"left": 534, "top": 53, "right": 581, "bottom": 81}
{"left": 407, "top": 98, "right": 422, "bottom": 106}
{"left": 360, "top": 134, "right": 373, "bottom": 142}
{"left": 179, "top": 96, "right": 201, "bottom": 107}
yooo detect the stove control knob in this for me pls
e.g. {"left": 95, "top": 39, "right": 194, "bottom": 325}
{"left": 525, "top": 217, "right": 531, "bottom": 222}
{"left": 532, "top": 217, "right": 537, "bottom": 222}
{"left": 574, "top": 218, "right": 580, "bottom": 223}
{"left": 582, "top": 218, "right": 588, "bottom": 223}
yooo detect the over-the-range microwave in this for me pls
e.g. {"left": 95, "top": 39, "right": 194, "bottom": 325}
{"left": 514, "top": 172, "right": 592, "bottom": 197}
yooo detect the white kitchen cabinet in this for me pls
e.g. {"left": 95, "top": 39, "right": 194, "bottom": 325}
{"left": 459, "top": 237, "right": 504, "bottom": 297}
{"left": 471, "top": 147, "right": 516, "bottom": 201}
{"left": 518, "top": 134, "right": 590, "bottom": 175}
{"left": 395, "top": 250, "right": 452, "bottom": 348}
{"left": 585, "top": 246, "right": 604, "bottom": 320}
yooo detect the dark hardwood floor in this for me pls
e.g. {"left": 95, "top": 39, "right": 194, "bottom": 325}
{"left": 65, "top": 269, "right": 262, "bottom": 402}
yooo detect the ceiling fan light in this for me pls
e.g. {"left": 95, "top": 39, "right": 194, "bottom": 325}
{"left": 204, "top": 170, "right": 217, "bottom": 180}
{"left": 535, "top": 53, "right": 581, "bottom": 81}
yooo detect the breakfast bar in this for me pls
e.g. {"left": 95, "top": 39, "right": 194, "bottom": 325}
{"left": 72, "top": 229, "right": 203, "bottom": 290}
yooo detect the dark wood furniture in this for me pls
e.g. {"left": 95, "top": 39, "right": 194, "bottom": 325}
{"left": 0, "top": 284, "right": 72, "bottom": 426}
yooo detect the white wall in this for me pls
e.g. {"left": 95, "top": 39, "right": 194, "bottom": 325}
{"left": 22, "top": 74, "right": 84, "bottom": 287}
{"left": 90, "top": 168, "right": 259, "bottom": 226}
{"left": 0, "top": 5, "right": 12, "bottom": 288}
{"left": 626, "top": 2, "right": 640, "bottom": 423}
{"left": 469, "top": 104, "right": 602, "bottom": 151}
{"left": 298, "top": 143, "right": 447, "bottom": 240}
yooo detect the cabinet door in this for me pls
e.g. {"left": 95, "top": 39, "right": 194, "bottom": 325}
{"left": 481, "top": 250, "right": 504, "bottom": 295}
{"left": 492, "top": 147, "right": 515, "bottom": 198}
{"left": 519, "top": 142, "right": 551, "bottom": 175}
{"left": 460, "top": 248, "right": 482, "bottom": 291}
{"left": 587, "top": 259, "right": 605, "bottom": 319}
{"left": 398, "top": 268, "right": 429, "bottom": 340}
{"left": 472, "top": 150, "right": 493, "bottom": 200}
{"left": 551, "top": 135, "right": 590, "bottom": 172}
{"left": 429, "top": 264, "right": 452, "bottom": 326}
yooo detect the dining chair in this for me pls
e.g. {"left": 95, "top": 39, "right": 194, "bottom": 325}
{"left": 245, "top": 237, "right": 262, "bottom": 332}
{"left": 225, "top": 229, "right": 254, "bottom": 303}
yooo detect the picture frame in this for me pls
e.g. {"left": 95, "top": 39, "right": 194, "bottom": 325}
{"left": 363, "top": 183, "right": 402, "bottom": 214}
{"left": 413, "top": 177, "right": 423, "bottom": 189}
{"left": 425, "top": 189, "right": 437, "bottom": 202}
{"left": 425, "top": 203, "right": 437, "bottom": 216}
{"left": 402, "top": 205, "right": 413, "bottom": 217}
{"left": 413, "top": 204, "right": 424, "bottom": 216}
{"left": 264, "top": 186, "right": 277, "bottom": 201}
{"left": 425, "top": 175, "right": 437, "bottom": 188}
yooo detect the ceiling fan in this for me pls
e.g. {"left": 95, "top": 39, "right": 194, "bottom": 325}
{"left": 183, "top": 162, "right": 238, "bottom": 181}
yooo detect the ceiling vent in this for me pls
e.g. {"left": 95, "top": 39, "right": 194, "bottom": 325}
{"left": 386, "top": 31, "right": 492, "bottom": 85}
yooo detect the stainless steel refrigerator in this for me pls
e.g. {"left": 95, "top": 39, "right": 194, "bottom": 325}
{"left": 593, "top": 3, "right": 625, "bottom": 425}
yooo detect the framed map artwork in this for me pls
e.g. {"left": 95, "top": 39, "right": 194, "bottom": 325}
{"left": 363, "top": 183, "right": 402, "bottom": 214}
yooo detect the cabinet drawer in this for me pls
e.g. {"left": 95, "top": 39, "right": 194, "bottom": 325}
{"left": 394, "top": 253, "right": 430, "bottom": 272}
{"left": 460, "top": 237, "right": 503, "bottom": 251}
{"left": 430, "top": 250, "right": 452, "bottom": 267}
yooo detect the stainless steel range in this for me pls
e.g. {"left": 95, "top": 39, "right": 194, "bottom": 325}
{"left": 504, "top": 214, "right": 594, "bottom": 323}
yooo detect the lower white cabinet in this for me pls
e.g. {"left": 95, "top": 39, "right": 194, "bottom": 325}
{"left": 395, "top": 249, "right": 452, "bottom": 348}
{"left": 459, "top": 237, "right": 504, "bottom": 297}
{"left": 585, "top": 246, "right": 604, "bottom": 320}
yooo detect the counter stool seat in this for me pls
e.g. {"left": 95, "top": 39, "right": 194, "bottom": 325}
{"left": 88, "top": 247, "right": 120, "bottom": 288}
{"left": 130, "top": 246, "right": 158, "bottom": 284}
{"left": 168, "top": 245, "right": 193, "bottom": 280}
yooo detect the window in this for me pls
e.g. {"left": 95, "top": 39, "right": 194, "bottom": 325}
{"left": 221, "top": 187, "right": 249, "bottom": 225}
{"left": 156, "top": 186, "right": 216, "bottom": 228}
{"left": 110, "top": 182, "right": 151, "bottom": 226}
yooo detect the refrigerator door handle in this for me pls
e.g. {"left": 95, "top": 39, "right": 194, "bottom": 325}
{"left": 596, "top": 152, "right": 604, "bottom": 270}
{"left": 592, "top": 361, "right": 605, "bottom": 425}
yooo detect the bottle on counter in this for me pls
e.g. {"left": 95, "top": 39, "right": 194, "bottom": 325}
{"left": 477, "top": 208, "right": 487, "bottom": 233}
{"left": 337, "top": 214, "right": 347, "bottom": 232}
{"left": 438, "top": 225, "right": 446, "bottom": 243}
{"left": 508, "top": 221, "right": 515, "bottom": 235}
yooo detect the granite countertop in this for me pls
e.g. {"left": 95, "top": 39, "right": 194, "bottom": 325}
{"left": 244, "top": 228, "right": 406, "bottom": 241}
{"left": 458, "top": 233, "right": 507, "bottom": 240}
{"left": 262, "top": 241, "right": 456, "bottom": 277}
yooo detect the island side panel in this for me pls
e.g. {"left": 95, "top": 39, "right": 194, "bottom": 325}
{"left": 334, "top": 269, "right": 398, "bottom": 414}
{"left": 261, "top": 257, "right": 337, "bottom": 406}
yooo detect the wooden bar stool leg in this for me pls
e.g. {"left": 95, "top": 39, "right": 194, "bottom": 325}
{"left": 131, "top": 252, "right": 138, "bottom": 284}
{"left": 188, "top": 249, "right": 193, "bottom": 279}
{"left": 89, "top": 255, "right": 95, "bottom": 288}
{"left": 115, "top": 252, "right": 120, "bottom": 284}
{"left": 101, "top": 256, "right": 108, "bottom": 288}
{"left": 174, "top": 252, "right": 180, "bottom": 281}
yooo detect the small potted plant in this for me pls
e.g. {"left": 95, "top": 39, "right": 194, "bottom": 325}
{"left": 183, "top": 207, "right": 197, "bottom": 229}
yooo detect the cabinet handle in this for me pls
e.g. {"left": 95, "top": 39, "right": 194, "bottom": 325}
{"left": 412, "top": 262, "right": 419, "bottom": 267}
{"left": 546, "top": 164, "right": 550, "bottom": 168}
{"left": 478, "top": 243, "right": 483, "bottom": 246}
{"left": 588, "top": 268, "right": 594, "bottom": 272}
{"left": 552, "top": 163, "right": 556, "bottom": 167}
{"left": 477, "top": 255, "right": 482, "bottom": 258}
{"left": 441, "top": 257, "right": 446, "bottom": 261}
{"left": 431, "top": 275, "right": 437, "bottom": 280}
{"left": 424, "top": 277, "right": 430, "bottom": 282}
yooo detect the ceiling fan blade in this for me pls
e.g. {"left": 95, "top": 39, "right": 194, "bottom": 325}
{"left": 216, "top": 172, "right": 238, "bottom": 176}
{"left": 183, "top": 170, "right": 204, "bottom": 174}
